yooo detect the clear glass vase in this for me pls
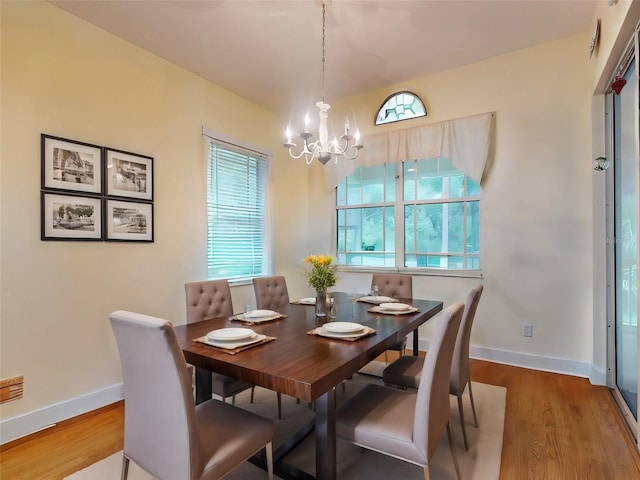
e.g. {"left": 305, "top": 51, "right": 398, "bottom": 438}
{"left": 315, "top": 290, "right": 328, "bottom": 318}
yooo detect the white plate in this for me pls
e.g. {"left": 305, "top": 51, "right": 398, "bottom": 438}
{"left": 205, "top": 333, "right": 266, "bottom": 349}
{"left": 244, "top": 309, "right": 278, "bottom": 319}
{"left": 299, "top": 297, "right": 316, "bottom": 305}
{"left": 318, "top": 327, "right": 369, "bottom": 339}
{"left": 323, "top": 322, "right": 364, "bottom": 333}
{"left": 238, "top": 313, "right": 281, "bottom": 323}
{"left": 207, "top": 327, "right": 255, "bottom": 342}
{"left": 359, "top": 295, "right": 396, "bottom": 304}
{"left": 379, "top": 302, "right": 412, "bottom": 311}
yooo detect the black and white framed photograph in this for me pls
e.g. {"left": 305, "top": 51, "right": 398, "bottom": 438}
{"left": 41, "top": 134, "right": 103, "bottom": 195}
{"left": 105, "top": 199, "right": 154, "bottom": 242}
{"left": 105, "top": 148, "right": 153, "bottom": 201}
{"left": 41, "top": 192, "right": 103, "bottom": 241}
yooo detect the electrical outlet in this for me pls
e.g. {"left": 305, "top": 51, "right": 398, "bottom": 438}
{"left": 523, "top": 324, "right": 533, "bottom": 337}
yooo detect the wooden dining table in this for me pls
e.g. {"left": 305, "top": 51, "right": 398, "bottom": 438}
{"left": 174, "top": 292, "right": 443, "bottom": 480}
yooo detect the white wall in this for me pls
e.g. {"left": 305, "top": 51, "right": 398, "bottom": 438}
{"left": 318, "top": 34, "right": 595, "bottom": 378}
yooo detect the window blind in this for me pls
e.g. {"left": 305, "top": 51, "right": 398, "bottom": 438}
{"left": 206, "top": 139, "right": 269, "bottom": 281}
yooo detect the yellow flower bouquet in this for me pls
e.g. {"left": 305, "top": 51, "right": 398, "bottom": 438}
{"left": 303, "top": 254, "right": 337, "bottom": 292}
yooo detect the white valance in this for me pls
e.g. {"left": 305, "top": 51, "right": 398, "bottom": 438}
{"left": 324, "top": 112, "right": 493, "bottom": 190}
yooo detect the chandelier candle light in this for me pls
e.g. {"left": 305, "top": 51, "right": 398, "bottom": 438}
{"left": 284, "top": 2, "right": 363, "bottom": 165}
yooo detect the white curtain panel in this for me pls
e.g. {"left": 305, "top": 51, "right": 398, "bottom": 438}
{"left": 324, "top": 112, "right": 494, "bottom": 190}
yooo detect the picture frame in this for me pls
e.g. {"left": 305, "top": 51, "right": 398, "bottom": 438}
{"left": 41, "top": 192, "right": 103, "bottom": 241}
{"left": 105, "top": 199, "right": 154, "bottom": 242}
{"left": 41, "top": 134, "right": 103, "bottom": 195}
{"left": 105, "top": 148, "right": 153, "bottom": 201}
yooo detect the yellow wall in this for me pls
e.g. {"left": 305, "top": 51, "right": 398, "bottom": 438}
{"left": 0, "top": 1, "right": 311, "bottom": 429}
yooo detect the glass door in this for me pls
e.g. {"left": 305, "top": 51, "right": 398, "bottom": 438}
{"left": 607, "top": 31, "right": 639, "bottom": 437}
{"left": 614, "top": 56, "right": 638, "bottom": 419}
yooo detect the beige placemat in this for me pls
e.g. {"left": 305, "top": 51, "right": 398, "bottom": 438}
{"left": 368, "top": 306, "right": 419, "bottom": 315}
{"left": 290, "top": 298, "right": 316, "bottom": 305}
{"left": 307, "top": 326, "right": 376, "bottom": 342}
{"left": 195, "top": 335, "right": 276, "bottom": 354}
{"left": 230, "top": 314, "right": 287, "bottom": 325}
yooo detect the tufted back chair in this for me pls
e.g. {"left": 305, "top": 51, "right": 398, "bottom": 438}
{"left": 253, "top": 276, "right": 290, "bottom": 310}
{"left": 371, "top": 274, "right": 413, "bottom": 299}
{"left": 185, "top": 279, "right": 234, "bottom": 323}
{"left": 372, "top": 274, "right": 413, "bottom": 359}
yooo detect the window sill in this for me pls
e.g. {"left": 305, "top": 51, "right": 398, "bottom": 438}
{"left": 226, "top": 278, "right": 256, "bottom": 287}
{"left": 336, "top": 265, "right": 483, "bottom": 279}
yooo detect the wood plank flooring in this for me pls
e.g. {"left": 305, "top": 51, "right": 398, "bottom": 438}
{"left": 1, "top": 359, "right": 639, "bottom": 479}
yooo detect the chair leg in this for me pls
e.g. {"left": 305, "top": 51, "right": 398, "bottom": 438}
{"left": 120, "top": 455, "right": 130, "bottom": 480}
{"left": 457, "top": 395, "right": 469, "bottom": 451}
{"left": 446, "top": 422, "right": 461, "bottom": 480}
{"left": 277, "top": 393, "right": 282, "bottom": 420}
{"left": 422, "top": 465, "right": 430, "bottom": 480}
{"left": 342, "top": 381, "right": 346, "bottom": 392}
{"left": 384, "top": 350, "right": 389, "bottom": 364}
{"left": 250, "top": 385, "right": 256, "bottom": 403}
{"left": 265, "top": 442, "right": 274, "bottom": 480}
{"left": 231, "top": 394, "right": 236, "bottom": 405}
{"left": 468, "top": 381, "right": 479, "bottom": 427}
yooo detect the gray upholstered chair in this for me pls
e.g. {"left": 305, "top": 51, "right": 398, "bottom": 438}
{"left": 185, "top": 280, "right": 282, "bottom": 419}
{"left": 336, "top": 303, "right": 464, "bottom": 480}
{"left": 253, "top": 276, "right": 290, "bottom": 310}
{"left": 372, "top": 273, "right": 413, "bottom": 362}
{"left": 371, "top": 273, "right": 413, "bottom": 299}
{"left": 382, "top": 285, "right": 484, "bottom": 450}
{"left": 109, "top": 310, "right": 273, "bottom": 480}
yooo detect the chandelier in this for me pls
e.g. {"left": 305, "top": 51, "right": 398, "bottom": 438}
{"left": 284, "top": 2, "right": 363, "bottom": 165}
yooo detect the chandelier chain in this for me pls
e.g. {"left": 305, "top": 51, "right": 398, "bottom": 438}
{"left": 321, "top": 3, "right": 326, "bottom": 103}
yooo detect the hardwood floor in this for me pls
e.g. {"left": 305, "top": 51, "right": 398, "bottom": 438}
{"left": 1, "top": 359, "right": 639, "bottom": 479}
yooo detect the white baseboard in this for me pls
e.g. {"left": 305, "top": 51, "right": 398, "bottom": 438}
{"left": 0, "top": 383, "right": 123, "bottom": 446}
{"left": 0, "top": 343, "right": 608, "bottom": 446}
{"left": 590, "top": 364, "right": 607, "bottom": 386}
{"left": 416, "top": 339, "right": 607, "bottom": 386}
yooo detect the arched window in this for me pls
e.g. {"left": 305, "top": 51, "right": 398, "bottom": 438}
{"left": 375, "top": 91, "right": 426, "bottom": 125}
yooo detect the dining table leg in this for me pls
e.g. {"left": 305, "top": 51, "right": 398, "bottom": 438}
{"left": 194, "top": 366, "right": 212, "bottom": 405}
{"left": 315, "top": 387, "right": 337, "bottom": 480}
{"left": 413, "top": 330, "right": 419, "bottom": 356}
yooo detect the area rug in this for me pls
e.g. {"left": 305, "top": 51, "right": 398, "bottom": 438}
{"left": 66, "top": 372, "right": 506, "bottom": 480}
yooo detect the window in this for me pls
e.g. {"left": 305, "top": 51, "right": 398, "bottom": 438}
{"left": 375, "top": 91, "right": 426, "bottom": 125}
{"left": 206, "top": 138, "right": 270, "bottom": 281}
{"left": 336, "top": 158, "right": 480, "bottom": 272}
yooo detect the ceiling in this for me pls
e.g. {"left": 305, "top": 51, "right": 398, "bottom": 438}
{"left": 50, "top": 0, "right": 597, "bottom": 116}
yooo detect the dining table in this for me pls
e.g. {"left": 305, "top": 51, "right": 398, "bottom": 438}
{"left": 174, "top": 292, "right": 443, "bottom": 480}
